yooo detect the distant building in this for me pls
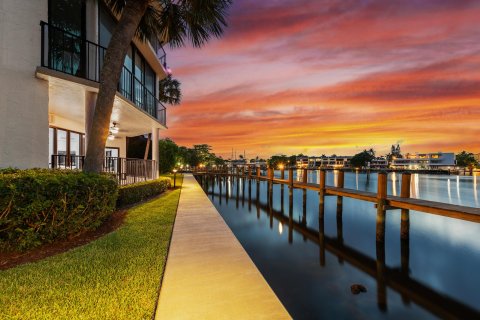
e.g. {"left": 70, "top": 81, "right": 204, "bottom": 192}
{"left": 307, "top": 156, "right": 353, "bottom": 169}
{"left": 391, "top": 152, "right": 455, "bottom": 170}
{"left": 227, "top": 159, "right": 247, "bottom": 168}
{"left": 296, "top": 156, "right": 309, "bottom": 168}
{"left": 369, "top": 157, "right": 388, "bottom": 169}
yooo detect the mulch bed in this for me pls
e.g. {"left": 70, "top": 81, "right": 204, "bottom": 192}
{"left": 0, "top": 209, "right": 127, "bottom": 271}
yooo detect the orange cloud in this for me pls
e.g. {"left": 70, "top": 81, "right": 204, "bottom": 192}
{"left": 163, "top": 0, "right": 480, "bottom": 159}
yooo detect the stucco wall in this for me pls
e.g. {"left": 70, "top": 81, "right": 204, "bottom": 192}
{"left": 0, "top": 0, "right": 49, "bottom": 168}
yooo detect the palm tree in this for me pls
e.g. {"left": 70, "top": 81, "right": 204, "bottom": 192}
{"left": 159, "top": 75, "right": 182, "bottom": 105}
{"left": 144, "top": 75, "right": 182, "bottom": 159}
{"left": 84, "top": 0, "right": 231, "bottom": 173}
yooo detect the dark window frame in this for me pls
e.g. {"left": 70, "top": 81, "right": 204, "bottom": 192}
{"left": 49, "top": 126, "right": 86, "bottom": 157}
{"left": 98, "top": 1, "right": 157, "bottom": 98}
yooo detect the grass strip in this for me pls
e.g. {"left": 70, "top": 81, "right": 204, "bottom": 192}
{"left": 0, "top": 175, "right": 183, "bottom": 320}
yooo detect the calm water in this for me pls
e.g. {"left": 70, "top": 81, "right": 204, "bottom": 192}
{"left": 199, "top": 171, "right": 480, "bottom": 319}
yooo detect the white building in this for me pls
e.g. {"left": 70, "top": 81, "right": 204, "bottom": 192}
{"left": 0, "top": 0, "right": 169, "bottom": 181}
{"left": 369, "top": 157, "right": 388, "bottom": 169}
{"left": 296, "top": 156, "right": 309, "bottom": 168}
{"left": 308, "top": 156, "right": 353, "bottom": 169}
{"left": 391, "top": 153, "right": 456, "bottom": 170}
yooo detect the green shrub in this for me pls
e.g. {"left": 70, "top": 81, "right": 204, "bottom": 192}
{"left": 117, "top": 178, "right": 171, "bottom": 208}
{"left": 0, "top": 169, "right": 118, "bottom": 252}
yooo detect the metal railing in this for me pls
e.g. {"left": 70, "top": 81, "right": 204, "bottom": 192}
{"left": 150, "top": 35, "right": 167, "bottom": 67}
{"left": 50, "top": 155, "right": 156, "bottom": 185}
{"left": 40, "top": 21, "right": 167, "bottom": 126}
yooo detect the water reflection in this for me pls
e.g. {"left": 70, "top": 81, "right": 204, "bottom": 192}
{"left": 474, "top": 173, "right": 478, "bottom": 206}
{"left": 392, "top": 172, "right": 397, "bottom": 196}
{"left": 203, "top": 173, "right": 480, "bottom": 319}
{"left": 457, "top": 176, "right": 462, "bottom": 205}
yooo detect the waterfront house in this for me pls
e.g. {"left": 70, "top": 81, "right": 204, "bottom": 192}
{"left": 307, "top": 155, "right": 353, "bottom": 169}
{"left": 0, "top": 0, "right": 169, "bottom": 182}
{"left": 369, "top": 157, "right": 388, "bottom": 169}
{"left": 296, "top": 156, "right": 309, "bottom": 169}
{"left": 391, "top": 152, "right": 455, "bottom": 170}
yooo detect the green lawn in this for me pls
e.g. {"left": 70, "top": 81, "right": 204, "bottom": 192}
{"left": 0, "top": 175, "right": 183, "bottom": 320}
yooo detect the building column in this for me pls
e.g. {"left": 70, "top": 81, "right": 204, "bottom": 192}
{"left": 152, "top": 127, "right": 159, "bottom": 178}
{"left": 84, "top": 91, "right": 97, "bottom": 150}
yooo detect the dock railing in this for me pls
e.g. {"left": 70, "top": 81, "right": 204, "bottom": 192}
{"left": 194, "top": 168, "right": 480, "bottom": 228}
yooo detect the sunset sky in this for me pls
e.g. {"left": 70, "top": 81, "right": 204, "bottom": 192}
{"left": 164, "top": 0, "right": 480, "bottom": 159}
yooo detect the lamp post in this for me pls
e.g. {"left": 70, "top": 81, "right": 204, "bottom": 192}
{"left": 172, "top": 169, "right": 178, "bottom": 188}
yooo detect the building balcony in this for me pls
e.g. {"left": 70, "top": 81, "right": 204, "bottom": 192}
{"left": 39, "top": 21, "right": 166, "bottom": 126}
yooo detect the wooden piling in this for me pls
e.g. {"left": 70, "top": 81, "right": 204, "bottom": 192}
{"left": 400, "top": 173, "right": 411, "bottom": 240}
{"left": 280, "top": 168, "right": 285, "bottom": 180}
{"left": 236, "top": 181, "right": 240, "bottom": 208}
{"left": 268, "top": 167, "right": 274, "bottom": 180}
{"left": 302, "top": 189, "right": 307, "bottom": 225}
{"left": 400, "top": 172, "right": 411, "bottom": 303}
{"left": 280, "top": 185, "right": 285, "bottom": 214}
{"left": 268, "top": 181, "right": 273, "bottom": 208}
{"left": 319, "top": 217, "right": 326, "bottom": 267}
{"left": 318, "top": 169, "right": 326, "bottom": 220}
{"left": 336, "top": 169, "right": 344, "bottom": 217}
{"left": 376, "top": 172, "right": 387, "bottom": 243}
{"left": 219, "top": 175, "right": 222, "bottom": 205}
{"left": 288, "top": 189, "right": 293, "bottom": 244}
{"left": 302, "top": 168, "right": 308, "bottom": 184}
{"left": 225, "top": 176, "right": 229, "bottom": 204}
{"left": 256, "top": 181, "right": 260, "bottom": 219}
{"left": 376, "top": 241, "right": 388, "bottom": 312}
{"left": 288, "top": 168, "right": 294, "bottom": 187}
{"left": 256, "top": 167, "right": 261, "bottom": 178}
{"left": 248, "top": 179, "right": 252, "bottom": 211}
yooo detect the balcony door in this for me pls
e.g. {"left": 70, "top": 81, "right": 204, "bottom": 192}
{"left": 49, "top": 127, "right": 85, "bottom": 169}
{"left": 48, "top": 0, "right": 86, "bottom": 77}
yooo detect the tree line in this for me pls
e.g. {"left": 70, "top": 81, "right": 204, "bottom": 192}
{"left": 265, "top": 145, "right": 479, "bottom": 170}
{"left": 128, "top": 137, "right": 225, "bottom": 173}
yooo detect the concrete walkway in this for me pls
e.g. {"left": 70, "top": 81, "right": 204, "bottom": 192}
{"left": 155, "top": 174, "right": 291, "bottom": 319}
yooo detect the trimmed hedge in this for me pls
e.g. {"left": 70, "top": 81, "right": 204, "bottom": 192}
{"left": 0, "top": 169, "right": 118, "bottom": 251}
{"left": 117, "top": 178, "right": 171, "bottom": 208}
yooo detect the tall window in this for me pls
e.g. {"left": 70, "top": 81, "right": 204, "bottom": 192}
{"left": 49, "top": 127, "right": 85, "bottom": 168}
{"left": 145, "top": 65, "right": 155, "bottom": 114}
{"left": 98, "top": 3, "right": 157, "bottom": 114}
{"left": 48, "top": 0, "right": 86, "bottom": 76}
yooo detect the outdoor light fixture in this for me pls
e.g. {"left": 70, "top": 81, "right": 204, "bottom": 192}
{"left": 278, "top": 163, "right": 285, "bottom": 170}
{"left": 172, "top": 169, "right": 178, "bottom": 188}
{"left": 110, "top": 122, "right": 119, "bottom": 134}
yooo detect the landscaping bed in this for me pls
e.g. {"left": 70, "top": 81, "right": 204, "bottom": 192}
{"left": 0, "top": 175, "right": 183, "bottom": 319}
{"left": 0, "top": 169, "right": 118, "bottom": 252}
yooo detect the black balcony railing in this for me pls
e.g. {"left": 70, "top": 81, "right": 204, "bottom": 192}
{"left": 40, "top": 21, "right": 166, "bottom": 126}
{"left": 51, "top": 154, "right": 156, "bottom": 186}
{"left": 150, "top": 35, "right": 167, "bottom": 67}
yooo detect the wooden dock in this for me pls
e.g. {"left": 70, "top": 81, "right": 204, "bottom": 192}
{"left": 195, "top": 168, "right": 480, "bottom": 318}
{"left": 195, "top": 167, "right": 480, "bottom": 231}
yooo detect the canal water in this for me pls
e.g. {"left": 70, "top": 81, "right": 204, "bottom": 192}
{"left": 199, "top": 171, "right": 480, "bottom": 319}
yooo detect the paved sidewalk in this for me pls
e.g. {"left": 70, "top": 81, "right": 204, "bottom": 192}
{"left": 155, "top": 174, "right": 290, "bottom": 319}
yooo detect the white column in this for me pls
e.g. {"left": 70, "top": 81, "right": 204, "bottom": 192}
{"left": 152, "top": 127, "right": 159, "bottom": 178}
{"left": 84, "top": 91, "right": 97, "bottom": 150}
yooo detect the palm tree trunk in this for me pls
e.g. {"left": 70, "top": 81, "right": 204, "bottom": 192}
{"left": 84, "top": 0, "right": 150, "bottom": 173}
{"left": 144, "top": 133, "right": 151, "bottom": 160}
